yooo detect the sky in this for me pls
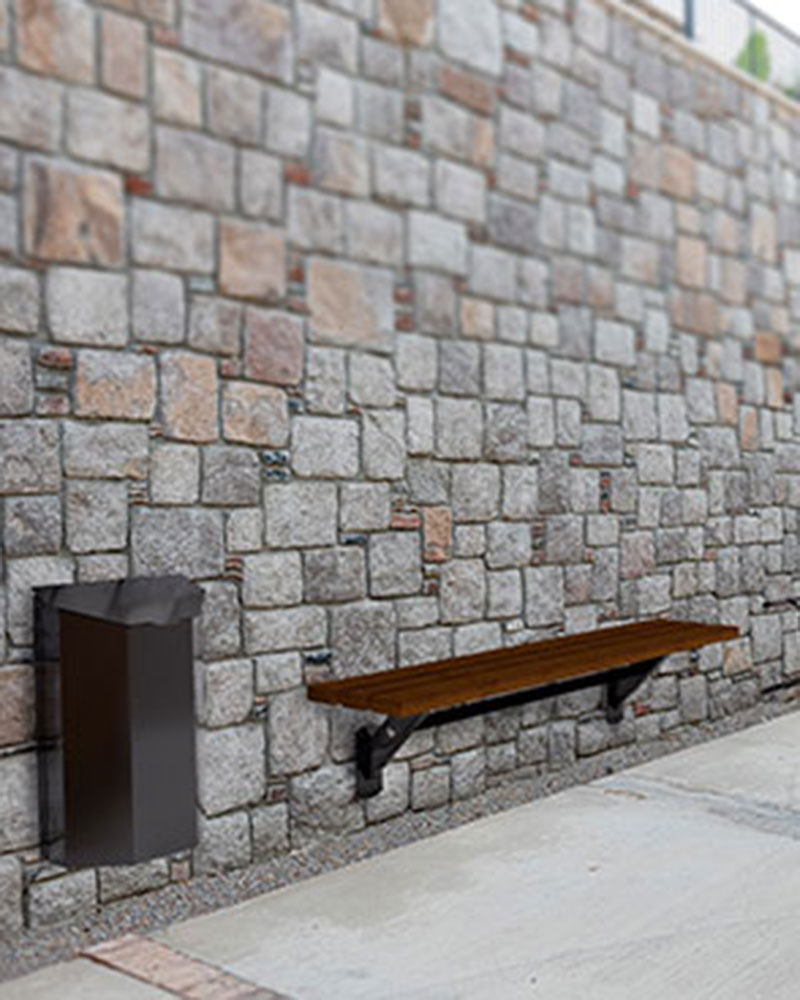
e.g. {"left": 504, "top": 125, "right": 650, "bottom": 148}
{"left": 752, "top": 0, "right": 800, "bottom": 37}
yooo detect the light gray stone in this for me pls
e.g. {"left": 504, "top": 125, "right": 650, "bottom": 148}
{"left": 331, "top": 601, "right": 396, "bottom": 676}
{"left": 150, "top": 444, "right": 199, "bottom": 504}
{"left": 411, "top": 765, "right": 450, "bottom": 810}
{"left": 199, "top": 581, "right": 241, "bottom": 660}
{"left": 0, "top": 857, "right": 23, "bottom": 935}
{"left": 194, "top": 811, "right": 251, "bottom": 874}
{"left": 197, "top": 658, "right": 253, "bottom": 728}
{"left": 64, "top": 422, "right": 148, "bottom": 480}
{"left": 0, "top": 753, "right": 38, "bottom": 852}
{"left": 291, "top": 763, "right": 364, "bottom": 836}
{"left": 197, "top": 724, "right": 266, "bottom": 814}
{"left": 7, "top": 556, "right": 73, "bottom": 645}
{"left": 202, "top": 446, "right": 261, "bottom": 506}
{"left": 245, "top": 605, "right": 327, "bottom": 654}
{"left": 270, "top": 688, "right": 329, "bottom": 774}
{"left": 4, "top": 496, "right": 61, "bottom": 556}
{"left": 255, "top": 652, "right": 303, "bottom": 694}
{"left": 0, "top": 339, "right": 32, "bottom": 415}
{"left": 265, "top": 481, "right": 338, "bottom": 547}
{"left": 440, "top": 559, "right": 486, "bottom": 624}
{"left": 0, "top": 265, "right": 39, "bottom": 333}
{"left": 525, "top": 566, "right": 565, "bottom": 626}
{"left": 340, "top": 482, "right": 392, "bottom": 531}
{"left": 66, "top": 480, "right": 128, "bottom": 553}
{"left": 304, "top": 547, "right": 366, "bottom": 603}
{"left": 47, "top": 268, "right": 127, "bottom": 346}
{"left": 452, "top": 465, "right": 501, "bottom": 521}
{"left": 451, "top": 748, "right": 486, "bottom": 800}
{"left": 408, "top": 211, "right": 468, "bottom": 275}
{"left": 369, "top": 533, "right": 422, "bottom": 597}
{"left": 243, "top": 551, "right": 303, "bottom": 608}
{"left": 292, "top": 417, "right": 360, "bottom": 479}
{"left": 435, "top": 398, "right": 482, "bottom": 459}
{"left": 132, "top": 507, "right": 224, "bottom": 577}
{"left": 363, "top": 409, "right": 406, "bottom": 480}
{"left": 366, "top": 762, "right": 409, "bottom": 823}
{"left": 98, "top": 860, "right": 170, "bottom": 904}
{"left": 252, "top": 802, "right": 289, "bottom": 858}
{"left": 28, "top": 870, "right": 96, "bottom": 928}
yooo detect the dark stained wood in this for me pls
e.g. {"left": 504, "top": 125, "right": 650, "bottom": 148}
{"left": 308, "top": 619, "right": 739, "bottom": 718}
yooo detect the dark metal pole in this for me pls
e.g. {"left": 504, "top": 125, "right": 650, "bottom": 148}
{"left": 684, "top": 0, "right": 695, "bottom": 39}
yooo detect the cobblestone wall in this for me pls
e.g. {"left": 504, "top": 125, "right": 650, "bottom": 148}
{"left": 2, "top": 0, "right": 800, "bottom": 937}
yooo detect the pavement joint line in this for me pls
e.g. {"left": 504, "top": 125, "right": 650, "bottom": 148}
{"left": 81, "top": 933, "right": 294, "bottom": 1000}
{"left": 600, "top": 774, "right": 800, "bottom": 840}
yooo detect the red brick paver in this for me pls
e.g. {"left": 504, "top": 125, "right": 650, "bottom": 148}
{"left": 83, "top": 934, "right": 290, "bottom": 1000}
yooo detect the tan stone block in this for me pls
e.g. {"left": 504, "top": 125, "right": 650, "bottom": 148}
{"left": 424, "top": 506, "right": 452, "bottom": 563}
{"left": 661, "top": 145, "right": 694, "bottom": 200}
{"left": 75, "top": 350, "right": 156, "bottom": 419}
{"left": 102, "top": 11, "right": 147, "bottom": 98}
{"left": 723, "top": 638, "right": 752, "bottom": 676}
{"left": 0, "top": 666, "right": 36, "bottom": 747}
{"left": 244, "top": 307, "right": 303, "bottom": 386}
{"left": 161, "top": 351, "right": 218, "bottom": 442}
{"left": 755, "top": 331, "right": 782, "bottom": 364}
{"left": 154, "top": 48, "right": 202, "bottom": 126}
{"left": 766, "top": 367, "right": 784, "bottom": 409}
{"left": 676, "top": 236, "right": 707, "bottom": 289}
{"left": 751, "top": 204, "right": 777, "bottom": 263}
{"left": 461, "top": 297, "right": 494, "bottom": 340}
{"left": 312, "top": 129, "right": 369, "bottom": 197}
{"left": 24, "top": 158, "right": 124, "bottom": 266}
{"left": 720, "top": 258, "right": 746, "bottom": 305}
{"left": 223, "top": 380, "right": 288, "bottom": 447}
{"left": 18, "top": 0, "right": 94, "bottom": 83}
{"left": 307, "top": 258, "right": 392, "bottom": 350}
{"left": 440, "top": 65, "right": 496, "bottom": 115}
{"left": 739, "top": 407, "right": 758, "bottom": 451}
{"left": 716, "top": 382, "right": 738, "bottom": 425}
{"left": 220, "top": 219, "right": 285, "bottom": 301}
{"left": 670, "top": 290, "right": 717, "bottom": 337}
{"left": 378, "top": 0, "right": 435, "bottom": 46}
{"left": 472, "top": 117, "right": 495, "bottom": 170}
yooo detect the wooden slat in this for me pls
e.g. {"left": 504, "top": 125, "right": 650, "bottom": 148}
{"left": 307, "top": 619, "right": 739, "bottom": 718}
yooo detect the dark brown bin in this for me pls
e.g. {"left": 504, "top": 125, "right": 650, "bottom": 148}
{"left": 34, "top": 576, "right": 203, "bottom": 868}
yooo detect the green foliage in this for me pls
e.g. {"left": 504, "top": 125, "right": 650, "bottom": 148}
{"left": 735, "top": 29, "right": 771, "bottom": 83}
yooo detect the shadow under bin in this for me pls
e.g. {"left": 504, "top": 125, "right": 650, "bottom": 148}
{"left": 34, "top": 575, "right": 204, "bottom": 869}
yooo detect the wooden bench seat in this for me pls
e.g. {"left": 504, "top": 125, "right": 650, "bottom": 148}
{"left": 308, "top": 618, "right": 739, "bottom": 797}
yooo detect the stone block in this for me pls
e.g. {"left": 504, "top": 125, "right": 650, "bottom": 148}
{"left": 252, "top": 802, "right": 289, "bottom": 858}
{"left": 312, "top": 128, "right": 369, "bottom": 197}
{"left": 28, "top": 870, "right": 96, "bottom": 928}
{"left": 373, "top": 145, "right": 430, "bottom": 207}
{"left": 194, "top": 811, "right": 250, "bottom": 874}
{"left": 0, "top": 339, "right": 33, "bottom": 416}
{"left": 0, "top": 67, "right": 62, "bottom": 152}
{"left": 240, "top": 150, "right": 283, "bottom": 221}
{"left": 160, "top": 351, "right": 218, "bottom": 442}
{"left": 220, "top": 219, "right": 285, "bottom": 300}
{"left": 363, "top": 409, "right": 406, "bottom": 479}
{"left": 349, "top": 353, "right": 395, "bottom": 408}
{"left": 7, "top": 556, "right": 73, "bottom": 645}
{"left": 133, "top": 270, "right": 185, "bottom": 344}
{"left": 267, "top": 87, "right": 312, "bottom": 157}
{"left": 379, "top": 0, "right": 435, "bottom": 45}
{"left": 182, "top": 0, "right": 292, "bottom": 81}
{"left": 0, "top": 420, "right": 60, "bottom": 495}
{"left": 288, "top": 188, "right": 344, "bottom": 254}
{"left": 0, "top": 751, "right": 39, "bottom": 850}
{"left": 0, "top": 857, "right": 23, "bottom": 936}
{"left": 488, "top": 569, "right": 523, "bottom": 618}
{"left": 369, "top": 533, "right": 422, "bottom": 597}
{"left": 243, "top": 550, "right": 302, "bottom": 609}
{"left": 132, "top": 507, "right": 224, "bottom": 578}
{"left": 197, "top": 658, "right": 253, "bottom": 728}
{"left": 308, "top": 258, "right": 392, "bottom": 351}
{"left": 197, "top": 724, "right": 265, "bottom": 814}
{"left": 407, "top": 396, "right": 434, "bottom": 456}
{"left": 439, "top": 341, "right": 480, "bottom": 396}
{"left": 527, "top": 396, "right": 556, "bottom": 448}
{"left": 269, "top": 688, "right": 328, "bottom": 774}
{"left": 316, "top": 66, "right": 354, "bottom": 127}
{"left": 292, "top": 417, "right": 359, "bottom": 479}
{"left": 303, "top": 547, "right": 366, "bottom": 603}
{"left": 452, "top": 464, "right": 500, "bottom": 522}
{"left": 255, "top": 652, "right": 303, "bottom": 694}
{"left": 331, "top": 601, "right": 396, "bottom": 676}
{"left": 345, "top": 201, "right": 404, "bottom": 267}
{"left": 484, "top": 344, "right": 525, "bottom": 401}
{"left": 223, "top": 381, "right": 288, "bottom": 447}
{"left": 366, "top": 761, "right": 409, "bottom": 823}
{"left": 0, "top": 265, "right": 39, "bottom": 334}
{"left": 47, "top": 268, "right": 128, "bottom": 346}
{"left": 524, "top": 566, "right": 564, "bottom": 626}
{"left": 679, "top": 675, "right": 708, "bottom": 724}
{"left": 411, "top": 765, "right": 450, "bottom": 810}
{"left": 153, "top": 49, "right": 202, "bottom": 126}
{"left": 199, "top": 581, "right": 241, "bottom": 660}
{"left": 207, "top": 66, "right": 261, "bottom": 143}
{"left": 226, "top": 508, "right": 263, "bottom": 553}
{"left": 245, "top": 605, "right": 327, "bottom": 654}
{"left": 132, "top": 200, "right": 214, "bottom": 273}
{"left": 595, "top": 320, "right": 635, "bottom": 367}
{"left": 98, "top": 859, "right": 170, "bottom": 904}
{"left": 68, "top": 89, "right": 149, "bottom": 173}
{"left": 4, "top": 496, "right": 61, "bottom": 556}
{"left": 150, "top": 443, "right": 199, "bottom": 504}
{"left": 439, "top": 0, "right": 501, "bottom": 75}
{"left": 440, "top": 559, "right": 486, "bottom": 624}
{"left": 101, "top": 11, "right": 146, "bottom": 98}
{"left": 156, "top": 126, "right": 235, "bottom": 212}
{"left": 24, "top": 158, "right": 124, "bottom": 266}
{"left": 18, "top": 0, "right": 94, "bottom": 83}
{"left": 202, "top": 445, "right": 261, "bottom": 506}
{"left": 66, "top": 480, "right": 128, "bottom": 553}
{"left": 435, "top": 398, "right": 482, "bottom": 459}
{"left": 340, "top": 482, "right": 392, "bottom": 531}
{"left": 0, "top": 664, "right": 36, "bottom": 747}
{"left": 487, "top": 523, "right": 531, "bottom": 569}
{"left": 265, "top": 481, "right": 337, "bottom": 547}
{"left": 587, "top": 364, "right": 620, "bottom": 422}
{"left": 243, "top": 309, "right": 301, "bottom": 386}
{"left": 503, "top": 466, "right": 538, "bottom": 520}
{"left": 408, "top": 210, "right": 468, "bottom": 275}
{"left": 291, "top": 763, "right": 364, "bottom": 837}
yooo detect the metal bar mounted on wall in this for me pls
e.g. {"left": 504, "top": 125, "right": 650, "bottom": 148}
{"left": 354, "top": 659, "right": 664, "bottom": 798}
{"left": 684, "top": 0, "right": 695, "bottom": 39}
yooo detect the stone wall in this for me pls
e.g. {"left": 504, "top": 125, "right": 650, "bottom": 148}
{"left": 2, "top": 0, "right": 800, "bottom": 938}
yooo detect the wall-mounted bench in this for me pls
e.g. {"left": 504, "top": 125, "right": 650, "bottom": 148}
{"left": 308, "top": 619, "right": 739, "bottom": 798}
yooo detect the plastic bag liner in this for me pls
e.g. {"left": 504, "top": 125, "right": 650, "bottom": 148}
{"left": 48, "top": 575, "right": 204, "bottom": 627}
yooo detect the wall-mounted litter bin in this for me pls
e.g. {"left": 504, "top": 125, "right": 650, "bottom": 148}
{"left": 34, "top": 576, "right": 204, "bottom": 868}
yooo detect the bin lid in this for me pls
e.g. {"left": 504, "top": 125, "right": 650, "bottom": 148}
{"left": 43, "top": 575, "right": 204, "bottom": 626}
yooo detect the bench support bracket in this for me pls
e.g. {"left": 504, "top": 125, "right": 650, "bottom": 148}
{"left": 605, "top": 658, "right": 663, "bottom": 724}
{"left": 356, "top": 715, "right": 425, "bottom": 798}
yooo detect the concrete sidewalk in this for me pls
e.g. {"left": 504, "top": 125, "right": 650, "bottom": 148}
{"left": 5, "top": 711, "right": 800, "bottom": 999}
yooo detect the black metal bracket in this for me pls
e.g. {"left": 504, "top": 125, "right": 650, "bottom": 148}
{"left": 355, "top": 657, "right": 665, "bottom": 798}
{"left": 356, "top": 715, "right": 425, "bottom": 798}
{"left": 605, "top": 658, "right": 662, "bottom": 723}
